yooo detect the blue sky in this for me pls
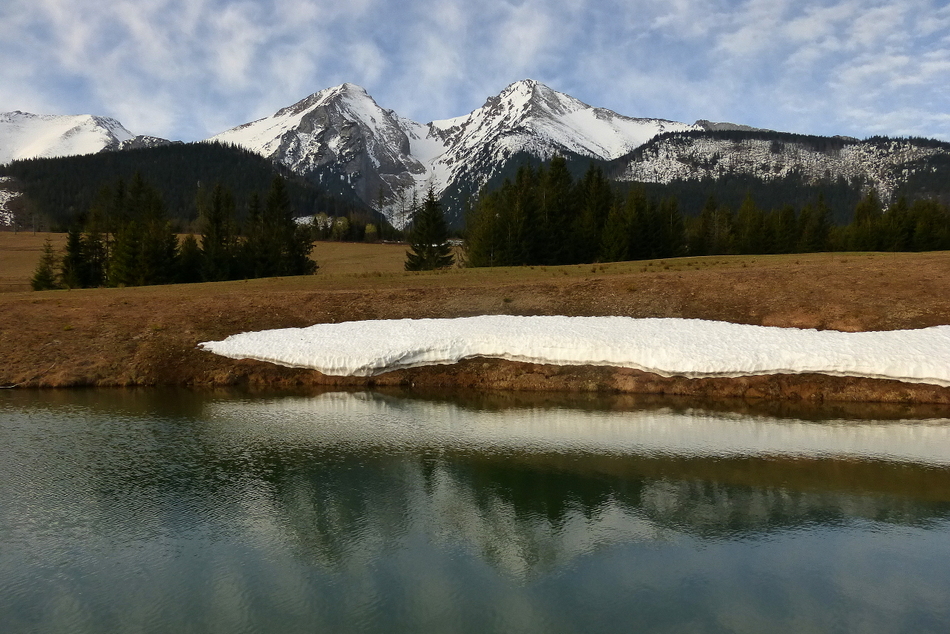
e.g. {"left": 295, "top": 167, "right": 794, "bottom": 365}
{"left": 2, "top": 0, "right": 948, "bottom": 142}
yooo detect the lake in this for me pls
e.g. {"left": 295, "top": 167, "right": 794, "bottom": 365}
{"left": 3, "top": 388, "right": 950, "bottom": 633}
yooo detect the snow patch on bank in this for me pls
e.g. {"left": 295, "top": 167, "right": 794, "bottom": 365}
{"left": 198, "top": 316, "right": 950, "bottom": 386}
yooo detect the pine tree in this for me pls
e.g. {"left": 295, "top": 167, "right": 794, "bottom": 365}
{"left": 405, "top": 188, "right": 454, "bottom": 271}
{"left": 883, "top": 196, "right": 913, "bottom": 251}
{"left": 199, "top": 183, "right": 237, "bottom": 281}
{"left": 734, "top": 193, "right": 765, "bottom": 254}
{"left": 241, "top": 192, "right": 265, "bottom": 278}
{"left": 59, "top": 227, "right": 85, "bottom": 288}
{"left": 82, "top": 227, "right": 107, "bottom": 288}
{"left": 798, "top": 194, "right": 831, "bottom": 252}
{"left": 138, "top": 185, "right": 177, "bottom": 285}
{"left": 600, "top": 200, "right": 632, "bottom": 262}
{"left": 261, "top": 176, "right": 316, "bottom": 276}
{"left": 849, "top": 189, "right": 884, "bottom": 251}
{"left": 657, "top": 196, "right": 685, "bottom": 258}
{"left": 464, "top": 188, "right": 502, "bottom": 267}
{"left": 574, "top": 164, "right": 612, "bottom": 263}
{"left": 773, "top": 205, "right": 798, "bottom": 254}
{"left": 177, "top": 234, "right": 203, "bottom": 283}
{"left": 31, "top": 238, "right": 61, "bottom": 291}
{"left": 108, "top": 221, "right": 142, "bottom": 287}
{"left": 538, "top": 156, "right": 574, "bottom": 265}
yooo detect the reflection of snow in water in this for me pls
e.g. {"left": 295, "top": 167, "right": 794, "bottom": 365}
{"left": 199, "top": 315, "right": 950, "bottom": 386}
{"left": 203, "top": 391, "right": 950, "bottom": 578}
{"left": 206, "top": 391, "right": 950, "bottom": 466}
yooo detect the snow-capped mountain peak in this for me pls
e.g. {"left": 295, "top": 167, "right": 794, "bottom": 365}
{"left": 0, "top": 111, "right": 137, "bottom": 164}
{"left": 0, "top": 110, "right": 171, "bottom": 168}
{"left": 431, "top": 79, "right": 697, "bottom": 165}
{"left": 205, "top": 79, "right": 706, "bottom": 225}
{"left": 210, "top": 82, "right": 432, "bottom": 208}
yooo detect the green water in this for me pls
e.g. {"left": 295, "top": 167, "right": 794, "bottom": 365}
{"left": 2, "top": 388, "right": 950, "bottom": 633}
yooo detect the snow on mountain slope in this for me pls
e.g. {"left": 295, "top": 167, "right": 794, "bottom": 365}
{"left": 0, "top": 111, "right": 138, "bottom": 164}
{"left": 420, "top": 79, "right": 698, "bottom": 223}
{"left": 430, "top": 79, "right": 694, "bottom": 169}
{"left": 619, "top": 134, "right": 948, "bottom": 202}
{"left": 206, "top": 80, "right": 696, "bottom": 226}
{"left": 0, "top": 176, "right": 17, "bottom": 225}
{"left": 209, "top": 83, "right": 435, "bottom": 209}
{"left": 204, "top": 79, "right": 950, "bottom": 227}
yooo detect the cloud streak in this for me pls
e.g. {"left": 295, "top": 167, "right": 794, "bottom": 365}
{"left": 0, "top": 0, "right": 947, "bottom": 142}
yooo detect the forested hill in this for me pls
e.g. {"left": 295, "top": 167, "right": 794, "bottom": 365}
{"left": 0, "top": 141, "right": 372, "bottom": 230}
{"left": 611, "top": 130, "right": 950, "bottom": 214}
{"left": 618, "top": 129, "right": 950, "bottom": 162}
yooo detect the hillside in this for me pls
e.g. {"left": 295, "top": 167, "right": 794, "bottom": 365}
{"left": 0, "top": 142, "right": 370, "bottom": 229}
{"left": 614, "top": 131, "right": 950, "bottom": 210}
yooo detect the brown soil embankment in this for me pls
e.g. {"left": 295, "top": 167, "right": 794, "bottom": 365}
{"left": 2, "top": 251, "right": 950, "bottom": 403}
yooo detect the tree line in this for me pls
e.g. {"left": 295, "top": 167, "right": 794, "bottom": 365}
{"left": 1, "top": 141, "right": 366, "bottom": 231}
{"left": 32, "top": 174, "right": 316, "bottom": 290}
{"left": 463, "top": 157, "right": 950, "bottom": 267}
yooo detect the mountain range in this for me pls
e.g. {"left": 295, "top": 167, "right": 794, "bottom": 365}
{"left": 3, "top": 80, "right": 950, "bottom": 228}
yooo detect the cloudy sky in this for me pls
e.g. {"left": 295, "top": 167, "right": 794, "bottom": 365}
{"left": 2, "top": 0, "right": 948, "bottom": 142}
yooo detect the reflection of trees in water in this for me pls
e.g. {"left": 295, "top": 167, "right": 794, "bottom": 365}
{"left": 14, "top": 389, "right": 949, "bottom": 578}
{"left": 637, "top": 478, "right": 946, "bottom": 540}
{"left": 262, "top": 450, "right": 950, "bottom": 578}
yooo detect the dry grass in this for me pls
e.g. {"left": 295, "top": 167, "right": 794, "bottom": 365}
{"left": 0, "top": 232, "right": 67, "bottom": 292}
{"left": 2, "top": 231, "right": 950, "bottom": 395}
{"left": 0, "top": 234, "right": 412, "bottom": 290}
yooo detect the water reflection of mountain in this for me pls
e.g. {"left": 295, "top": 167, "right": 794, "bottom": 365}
{"left": 6, "top": 389, "right": 950, "bottom": 631}
{"left": 202, "top": 392, "right": 950, "bottom": 577}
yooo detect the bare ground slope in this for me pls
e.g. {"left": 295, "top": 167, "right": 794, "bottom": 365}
{"left": 1, "top": 245, "right": 949, "bottom": 402}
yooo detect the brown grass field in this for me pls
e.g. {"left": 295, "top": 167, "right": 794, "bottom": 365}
{"left": 2, "top": 232, "right": 950, "bottom": 403}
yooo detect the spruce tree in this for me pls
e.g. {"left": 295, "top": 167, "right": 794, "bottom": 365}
{"left": 59, "top": 227, "right": 85, "bottom": 288}
{"left": 200, "top": 183, "right": 237, "bottom": 281}
{"left": 734, "top": 193, "right": 765, "bottom": 255}
{"left": 108, "top": 221, "right": 142, "bottom": 287}
{"left": 82, "top": 228, "right": 107, "bottom": 287}
{"left": 31, "top": 238, "right": 61, "bottom": 291}
{"left": 177, "top": 234, "right": 203, "bottom": 283}
{"left": 261, "top": 176, "right": 316, "bottom": 276}
{"left": 624, "top": 186, "right": 651, "bottom": 260}
{"left": 798, "top": 194, "right": 831, "bottom": 252}
{"left": 773, "top": 205, "right": 798, "bottom": 254}
{"left": 657, "top": 196, "right": 685, "bottom": 258}
{"left": 464, "top": 189, "right": 502, "bottom": 267}
{"left": 241, "top": 192, "right": 265, "bottom": 278}
{"left": 849, "top": 190, "right": 883, "bottom": 251}
{"left": 600, "top": 201, "right": 632, "bottom": 262}
{"left": 539, "top": 156, "right": 574, "bottom": 265}
{"left": 405, "top": 188, "right": 454, "bottom": 271}
{"left": 574, "top": 164, "right": 612, "bottom": 264}
{"left": 138, "top": 185, "right": 177, "bottom": 285}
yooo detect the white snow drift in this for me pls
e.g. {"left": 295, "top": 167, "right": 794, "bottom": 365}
{"left": 198, "top": 316, "right": 950, "bottom": 386}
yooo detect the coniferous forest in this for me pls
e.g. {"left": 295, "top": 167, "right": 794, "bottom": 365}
{"left": 31, "top": 174, "right": 317, "bottom": 290}
{"left": 464, "top": 157, "right": 950, "bottom": 267}
{"left": 1, "top": 141, "right": 372, "bottom": 231}
{"left": 22, "top": 150, "right": 950, "bottom": 288}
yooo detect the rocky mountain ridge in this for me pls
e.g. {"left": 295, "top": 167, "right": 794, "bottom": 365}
{"left": 0, "top": 111, "right": 169, "bottom": 165}
{"left": 4, "top": 82, "right": 950, "bottom": 228}
{"left": 210, "top": 80, "right": 701, "bottom": 225}
{"left": 209, "top": 80, "right": 950, "bottom": 226}
{"left": 615, "top": 130, "right": 949, "bottom": 204}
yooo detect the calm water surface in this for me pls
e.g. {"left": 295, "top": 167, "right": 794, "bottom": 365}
{"left": 3, "top": 389, "right": 950, "bottom": 633}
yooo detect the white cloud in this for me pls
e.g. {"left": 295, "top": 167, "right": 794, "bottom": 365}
{"left": 0, "top": 0, "right": 947, "bottom": 141}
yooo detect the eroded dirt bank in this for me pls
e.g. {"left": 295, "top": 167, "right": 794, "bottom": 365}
{"left": 2, "top": 252, "right": 950, "bottom": 404}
